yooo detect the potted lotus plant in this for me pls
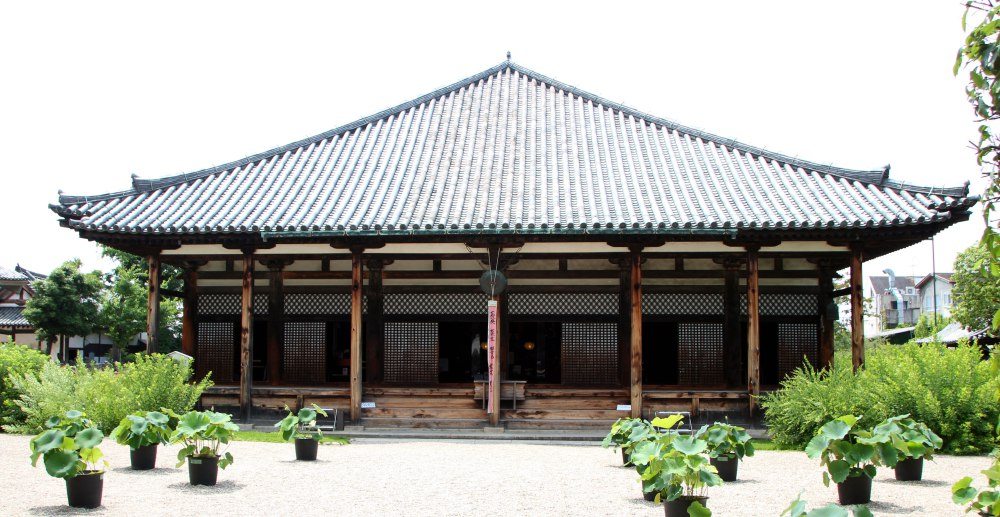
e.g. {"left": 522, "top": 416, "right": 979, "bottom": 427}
{"left": 696, "top": 421, "right": 755, "bottom": 482}
{"left": 274, "top": 404, "right": 348, "bottom": 461}
{"left": 806, "top": 415, "right": 889, "bottom": 505}
{"left": 952, "top": 460, "right": 1000, "bottom": 516}
{"left": 602, "top": 417, "right": 655, "bottom": 466}
{"left": 110, "top": 410, "right": 174, "bottom": 470}
{"left": 631, "top": 414, "right": 686, "bottom": 502}
{"left": 872, "top": 414, "right": 943, "bottom": 481}
{"left": 29, "top": 410, "right": 108, "bottom": 509}
{"left": 170, "top": 410, "right": 239, "bottom": 486}
{"left": 635, "top": 432, "right": 722, "bottom": 517}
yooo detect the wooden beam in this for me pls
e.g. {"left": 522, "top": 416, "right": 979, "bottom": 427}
{"left": 831, "top": 287, "right": 851, "bottom": 298}
{"left": 238, "top": 251, "right": 255, "bottom": 421}
{"left": 349, "top": 252, "right": 363, "bottom": 422}
{"left": 722, "top": 260, "right": 742, "bottom": 387}
{"left": 181, "top": 267, "right": 198, "bottom": 358}
{"left": 629, "top": 250, "right": 643, "bottom": 419}
{"left": 746, "top": 248, "right": 761, "bottom": 416}
{"left": 266, "top": 262, "right": 285, "bottom": 386}
{"left": 365, "top": 259, "right": 385, "bottom": 383}
{"left": 818, "top": 274, "right": 835, "bottom": 369}
{"left": 146, "top": 255, "right": 161, "bottom": 354}
{"left": 850, "top": 246, "right": 864, "bottom": 371}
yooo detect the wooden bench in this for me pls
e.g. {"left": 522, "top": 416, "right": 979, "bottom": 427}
{"left": 643, "top": 390, "right": 750, "bottom": 417}
{"left": 473, "top": 380, "right": 527, "bottom": 409}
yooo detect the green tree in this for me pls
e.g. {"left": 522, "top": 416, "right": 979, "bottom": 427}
{"left": 22, "top": 260, "right": 102, "bottom": 360}
{"left": 100, "top": 246, "right": 182, "bottom": 354}
{"left": 913, "top": 312, "right": 952, "bottom": 339}
{"left": 98, "top": 267, "right": 147, "bottom": 361}
{"left": 952, "top": 243, "right": 1000, "bottom": 330}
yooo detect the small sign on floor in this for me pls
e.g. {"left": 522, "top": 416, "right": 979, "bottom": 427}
{"left": 616, "top": 404, "right": 631, "bottom": 411}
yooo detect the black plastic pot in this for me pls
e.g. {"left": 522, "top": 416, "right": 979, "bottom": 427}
{"left": 710, "top": 455, "right": 739, "bottom": 482}
{"left": 894, "top": 457, "right": 924, "bottom": 481}
{"left": 130, "top": 444, "right": 158, "bottom": 470}
{"left": 295, "top": 438, "right": 319, "bottom": 461}
{"left": 837, "top": 474, "right": 873, "bottom": 505}
{"left": 641, "top": 482, "right": 657, "bottom": 502}
{"left": 663, "top": 496, "right": 708, "bottom": 517}
{"left": 65, "top": 470, "right": 103, "bottom": 509}
{"left": 187, "top": 455, "right": 219, "bottom": 486}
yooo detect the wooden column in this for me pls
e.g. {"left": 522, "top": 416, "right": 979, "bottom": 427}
{"left": 629, "top": 249, "right": 643, "bottom": 419}
{"left": 489, "top": 295, "right": 502, "bottom": 426}
{"left": 498, "top": 292, "right": 510, "bottom": 381}
{"left": 617, "top": 259, "right": 631, "bottom": 387}
{"left": 349, "top": 251, "right": 363, "bottom": 422}
{"left": 722, "top": 259, "right": 743, "bottom": 387}
{"left": 181, "top": 267, "right": 198, "bottom": 358}
{"left": 746, "top": 248, "right": 761, "bottom": 415}
{"left": 238, "top": 250, "right": 255, "bottom": 421}
{"left": 818, "top": 272, "right": 835, "bottom": 369}
{"left": 365, "top": 259, "right": 385, "bottom": 383}
{"left": 266, "top": 261, "right": 288, "bottom": 386}
{"left": 850, "top": 246, "right": 865, "bottom": 371}
{"left": 146, "top": 255, "right": 161, "bottom": 354}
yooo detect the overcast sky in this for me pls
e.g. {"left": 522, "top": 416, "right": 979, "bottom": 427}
{"left": 0, "top": 1, "right": 986, "bottom": 279}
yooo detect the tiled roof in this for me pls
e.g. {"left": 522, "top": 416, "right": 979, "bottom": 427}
{"left": 0, "top": 306, "right": 31, "bottom": 329}
{"left": 0, "top": 266, "right": 29, "bottom": 281}
{"left": 869, "top": 275, "right": 919, "bottom": 293}
{"left": 52, "top": 61, "right": 977, "bottom": 237}
{"left": 915, "top": 272, "right": 954, "bottom": 289}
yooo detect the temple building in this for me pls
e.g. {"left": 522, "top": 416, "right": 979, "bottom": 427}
{"left": 51, "top": 61, "right": 976, "bottom": 429}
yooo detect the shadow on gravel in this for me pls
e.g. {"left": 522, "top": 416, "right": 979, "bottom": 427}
{"left": 277, "top": 459, "right": 331, "bottom": 464}
{"left": 28, "top": 505, "right": 103, "bottom": 515}
{"left": 167, "top": 480, "right": 245, "bottom": 493}
{"left": 722, "top": 478, "right": 760, "bottom": 485}
{"left": 867, "top": 501, "right": 922, "bottom": 514}
{"left": 112, "top": 466, "right": 174, "bottom": 476}
{"left": 879, "top": 478, "right": 949, "bottom": 487}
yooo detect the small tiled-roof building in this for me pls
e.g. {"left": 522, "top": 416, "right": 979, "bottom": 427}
{"left": 0, "top": 265, "right": 47, "bottom": 347}
{"left": 50, "top": 61, "right": 978, "bottom": 427}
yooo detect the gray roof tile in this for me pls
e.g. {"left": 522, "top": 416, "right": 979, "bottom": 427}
{"left": 52, "top": 62, "right": 977, "bottom": 237}
{"left": 0, "top": 306, "right": 30, "bottom": 328}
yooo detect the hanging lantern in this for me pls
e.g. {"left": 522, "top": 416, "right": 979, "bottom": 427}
{"left": 523, "top": 341, "right": 535, "bottom": 351}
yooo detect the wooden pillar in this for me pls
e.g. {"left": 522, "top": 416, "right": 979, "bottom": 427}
{"left": 617, "top": 259, "right": 631, "bottom": 387}
{"left": 181, "top": 267, "right": 198, "bottom": 358}
{"left": 722, "top": 259, "right": 743, "bottom": 387}
{"left": 489, "top": 295, "right": 502, "bottom": 426}
{"left": 498, "top": 292, "right": 509, "bottom": 381}
{"left": 266, "top": 261, "right": 287, "bottom": 386}
{"left": 365, "top": 259, "right": 384, "bottom": 383}
{"left": 238, "top": 250, "right": 255, "bottom": 421}
{"left": 146, "top": 255, "right": 161, "bottom": 354}
{"left": 746, "top": 247, "right": 761, "bottom": 415}
{"left": 818, "top": 272, "right": 835, "bottom": 369}
{"left": 850, "top": 246, "right": 864, "bottom": 371}
{"left": 629, "top": 249, "right": 643, "bottom": 419}
{"left": 349, "top": 251, "right": 363, "bottom": 422}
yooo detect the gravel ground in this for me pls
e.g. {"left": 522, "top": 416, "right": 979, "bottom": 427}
{"left": 0, "top": 433, "right": 991, "bottom": 516}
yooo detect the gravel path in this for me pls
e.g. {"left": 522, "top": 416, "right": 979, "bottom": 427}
{"left": 0, "top": 433, "right": 990, "bottom": 516}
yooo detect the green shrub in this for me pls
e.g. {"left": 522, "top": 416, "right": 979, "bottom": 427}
{"left": 4, "top": 354, "right": 212, "bottom": 434}
{"left": 761, "top": 342, "right": 999, "bottom": 454}
{"left": 0, "top": 343, "right": 49, "bottom": 428}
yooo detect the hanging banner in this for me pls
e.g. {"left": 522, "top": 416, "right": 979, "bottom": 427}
{"left": 487, "top": 299, "right": 498, "bottom": 414}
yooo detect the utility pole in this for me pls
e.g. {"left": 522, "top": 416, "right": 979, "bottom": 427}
{"left": 931, "top": 236, "right": 938, "bottom": 328}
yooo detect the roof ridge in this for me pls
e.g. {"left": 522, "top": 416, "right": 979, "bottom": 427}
{"left": 57, "top": 61, "right": 971, "bottom": 206}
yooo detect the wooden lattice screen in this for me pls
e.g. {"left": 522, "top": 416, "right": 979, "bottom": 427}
{"left": 384, "top": 322, "right": 439, "bottom": 384}
{"left": 777, "top": 323, "right": 819, "bottom": 379}
{"left": 196, "top": 321, "right": 235, "bottom": 382}
{"left": 560, "top": 323, "right": 618, "bottom": 385}
{"left": 283, "top": 322, "right": 327, "bottom": 384}
{"left": 677, "top": 323, "right": 724, "bottom": 386}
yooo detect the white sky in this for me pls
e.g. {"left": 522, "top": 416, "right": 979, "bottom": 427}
{"left": 0, "top": 1, "right": 987, "bottom": 279}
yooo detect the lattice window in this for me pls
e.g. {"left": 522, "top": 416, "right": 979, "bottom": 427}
{"left": 741, "top": 293, "right": 819, "bottom": 316}
{"left": 509, "top": 292, "right": 617, "bottom": 315}
{"left": 560, "top": 323, "right": 618, "bottom": 385}
{"left": 385, "top": 292, "right": 485, "bottom": 315}
{"left": 199, "top": 294, "right": 239, "bottom": 315}
{"left": 778, "top": 323, "right": 818, "bottom": 379}
{"left": 196, "top": 321, "right": 234, "bottom": 382}
{"left": 253, "top": 293, "right": 268, "bottom": 316}
{"left": 283, "top": 322, "right": 326, "bottom": 384}
{"left": 643, "top": 293, "right": 724, "bottom": 315}
{"left": 285, "top": 293, "right": 351, "bottom": 315}
{"left": 384, "top": 322, "right": 439, "bottom": 383}
{"left": 677, "top": 323, "right": 724, "bottom": 386}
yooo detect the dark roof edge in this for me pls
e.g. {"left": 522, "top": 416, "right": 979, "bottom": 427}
{"left": 57, "top": 61, "right": 972, "bottom": 205}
